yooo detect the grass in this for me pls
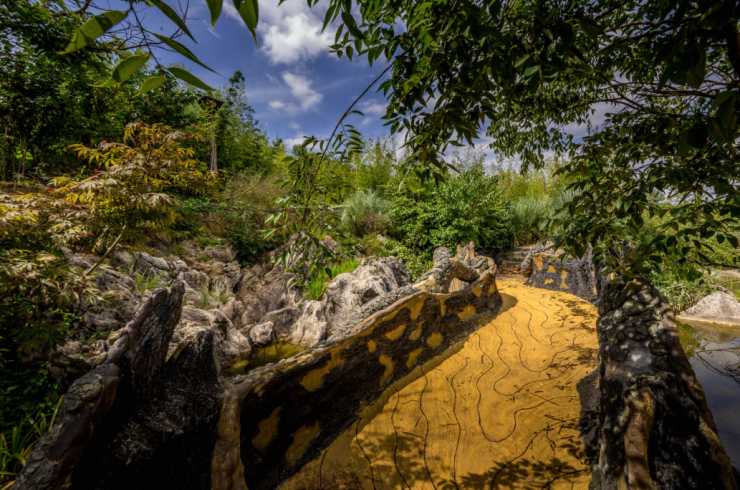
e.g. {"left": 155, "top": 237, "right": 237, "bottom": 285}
{"left": 304, "top": 258, "right": 362, "bottom": 301}
{"left": 172, "top": 244, "right": 184, "bottom": 257}
{"left": 198, "top": 286, "right": 212, "bottom": 309}
{"left": 1, "top": 398, "right": 62, "bottom": 486}
{"left": 341, "top": 189, "right": 391, "bottom": 237}
{"left": 132, "top": 271, "right": 166, "bottom": 292}
{"left": 198, "top": 237, "right": 219, "bottom": 248}
{"left": 716, "top": 277, "right": 740, "bottom": 299}
{"left": 652, "top": 273, "right": 717, "bottom": 313}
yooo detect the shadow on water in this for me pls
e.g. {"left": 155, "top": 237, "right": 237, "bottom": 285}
{"left": 221, "top": 341, "right": 307, "bottom": 376}
{"left": 677, "top": 320, "right": 740, "bottom": 466}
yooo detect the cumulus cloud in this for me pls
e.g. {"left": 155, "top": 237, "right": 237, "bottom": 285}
{"left": 268, "top": 72, "right": 323, "bottom": 114}
{"left": 261, "top": 13, "right": 334, "bottom": 65}
{"left": 222, "top": 0, "right": 245, "bottom": 26}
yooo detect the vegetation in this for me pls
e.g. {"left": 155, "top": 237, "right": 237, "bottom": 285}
{"left": 304, "top": 258, "right": 362, "bottom": 301}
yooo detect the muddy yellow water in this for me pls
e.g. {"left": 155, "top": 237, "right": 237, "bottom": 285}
{"left": 282, "top": 283, "right": 599, "bottom": 490}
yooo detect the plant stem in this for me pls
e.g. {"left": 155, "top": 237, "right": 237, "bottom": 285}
{"left": 84, "top": 224, "right": 127, "bottom": 278}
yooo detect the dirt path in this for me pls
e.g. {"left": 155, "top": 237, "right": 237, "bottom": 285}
{"left": 281, "top": 282, "right": 599, "bottom": 490}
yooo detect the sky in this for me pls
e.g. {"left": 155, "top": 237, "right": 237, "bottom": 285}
{"left": 100, "top": 0, "right": 610, "bottom": 163}
{"left": 113, "top": 0, "right": 393, "bottom": 148}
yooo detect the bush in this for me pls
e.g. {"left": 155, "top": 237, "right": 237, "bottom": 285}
{"left": 388, "top": 169, "right": 510, "bottom": 258}
{"left": 340, "top": 189, "right": 390, "bottom": 237}
{"left": 356, "top": 235, "right": 432, "bottom": 281}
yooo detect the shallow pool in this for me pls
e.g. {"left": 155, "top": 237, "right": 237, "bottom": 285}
{"left": 222, "top": 341, "right": 308, "bottom": 377}
{"left": 677, "top": 320, "right": 740, "bottom": 466}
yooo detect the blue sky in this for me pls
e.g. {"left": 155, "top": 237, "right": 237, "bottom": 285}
{"left": 117, "top": 0, "right": 393, "bottom": 147}
{"left": 99, "top": 0, "right": 607, "bottom": 163}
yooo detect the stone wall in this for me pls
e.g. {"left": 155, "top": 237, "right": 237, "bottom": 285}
{"left": 522, "top": 244, "right": 596, "bottom": 301}
{"left": 211, "top": 269, "right": 502, "bottom": 490}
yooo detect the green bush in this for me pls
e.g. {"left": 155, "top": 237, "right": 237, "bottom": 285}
{"left": 388, "top": 169, "right": 510, "bottom": 258}
{"left": 340, "top": 189, "right": 391, "bottom": 237}
{"left": 356, "top": 235, "right": 432, "bottom": 281}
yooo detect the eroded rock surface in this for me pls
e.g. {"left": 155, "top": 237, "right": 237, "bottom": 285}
{"left": 679, "top": 291, "right": 740, "bottom": 326}
{"left": 521, "top": 242, "right": 596, "bottom": 301}
{"left": 586, "top": 279, "right": 739, "bottom": 490}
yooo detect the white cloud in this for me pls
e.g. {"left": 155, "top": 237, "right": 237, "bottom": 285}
{"left": 285, "top": 135, "right": 308, "bottom": 147}
{"left": 269, "top": 72, "right": 323, "bottom": 114}
{"left": 261, "top": 13, "right": 334, "bottom": 65}
{"left": 222, "top": 0, "right": 245, "bottom": 26}
{"left": 288, "top": 121, "right": 301, "bottom": 130}
{"left": 358, "top": 100, "right": 387, "bottom": 117}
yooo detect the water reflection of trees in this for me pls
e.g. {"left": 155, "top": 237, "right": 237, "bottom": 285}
{"left": 678, "top": 320, "right": 740, "bottom": 389}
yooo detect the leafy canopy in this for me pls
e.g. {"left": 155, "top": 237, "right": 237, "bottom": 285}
{"left": 317, "top": 0, "right": 740, "bottom": 278}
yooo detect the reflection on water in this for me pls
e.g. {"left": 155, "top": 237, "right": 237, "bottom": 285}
{"left": 222, "top": 341, "right": 308, "bottom": 377}
{"left": 677, "top": 320, "right": 740, "bottom": 466}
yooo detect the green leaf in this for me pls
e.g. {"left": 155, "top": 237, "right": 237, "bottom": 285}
{"left": 712, "top": 90, "right": 734, "bottom": 111}
{"left": 234, "top": 0, "right": 259, "bottom": 44}
{"left": 205, "top": 0, "right": 223, "bottom": 28}
{"left": 93, "top": 55, "right": 150, "bottom": 87}
{"left": 341, "top": 11, "right": 364, "bottom": 39}
{"left": 150, "top": 0, "right": 195, "bottom": 42}
{"left": 728, "top": 235, "right": 739, "bottom": 248}
{"left": 59, "top": 10, "right": 128, "bottom": 54}
{"left": 166, "top": 66, "right": 214, "bottom": 91}
{"left": 523, "top": 65, "right": 541, "bottom": 78}
{"left": 686, "top": 48, "right": 706, "bottom": 89}
{"left": 148, "top": 32, "right": 218, "bottom": 74}
{"left": 577, "top": 17, "right": 602, "bottom": 41}
{"left": 134, "top": 74, "right": 166, "bottom": 96}
{"left": 716, "top": 93, "right": 736, "bottom": 126}
{"left": 687, "top": 124, "right": 708, "bottom": 149}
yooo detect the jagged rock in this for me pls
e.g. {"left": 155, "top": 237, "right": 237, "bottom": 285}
{"left": 584, "top": 278, "right": 739, "bottom": 490}
{"left": 208, "top": 261, "right": 242, "bottom": 297}
{"left": 679, "top": 291, "right": 740, "bottom": 326}
{"left": 521, "top": 242, "right": 596, "bottom": 301}
{"left": 261, "top": 306, "right": 300, "bottom": 338}
{"left": 15, "top": 283, "right": 187, "bottom": 490}
{"left": 178, "top": 306, "right": 251, "bottom": 368}
{"left": 249, "top": 321, "right": 274, "bottom": 346}
{"left": 47, "top": 341, "right": 98, "bottom": 390}
{"left": 289, "top": 301, "right": 328, "bottom": 346}
{"left": 133, "top": 251, "right": 170, "bottom": 279}
{"left": 202, "top": 243, "right": 237, "bottom": 263}
{"left": 176, "top": 268, "right": 210, "bottom": 291}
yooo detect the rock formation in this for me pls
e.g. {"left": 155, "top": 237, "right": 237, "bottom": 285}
{"left": 679, "top": 291, "right": 740, "bottom": 326}
{"left": 17, "top": 244, "right": 504, "bottom": 490}
{"left": 521, "top": 242, "right": 597, "bottom": 301}
{"left": 583, "top": 278, "right": 739, "bottom": 490}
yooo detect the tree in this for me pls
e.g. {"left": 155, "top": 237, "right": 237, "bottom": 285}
{"left": 312, "top": 0, "right": 740, "bottom": 279}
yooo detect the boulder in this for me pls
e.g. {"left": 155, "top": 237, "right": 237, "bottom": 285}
{"left": 133, "top": 251, "right": 170, "bottom": 279}
{"left": 177, "top": 306, "right": 251, "bottom": 368}
{"left": 249, "top": 321, "right": 274, "bottom": 346}
{"left": 679, "top": 291, "right": 740, "bottom": 326}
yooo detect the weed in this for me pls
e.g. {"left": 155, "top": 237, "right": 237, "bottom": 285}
{"left": 1, "top": 397, "right": 62, "bottom": 485}
{"left": 218, "top": 292, "right": 230, "bottom": 305}
{"left": 172, "top": 244, "right": 184, "bottom": 258}
{"left": 198, "top": 286, "right": 212, "bottom": 309}
{"left": 132, "top": 271, "right": 166, "bottom": 292}
{"left": 198, "top": 237, "right": 219, "bottom": 248}
{"left": 304, "top": 258, "right": 362, "bottom": 301}
{"left": 653, "top": 273, "right": 716, "bottom": 313}
{"left": 716, "top": 277, "right": 740, "bottom": 299}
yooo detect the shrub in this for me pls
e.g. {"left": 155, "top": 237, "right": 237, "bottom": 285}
{"left": 303, "top": 258, "right": 362, "bottom": 301}
{"left": 388, "top": 169, "right": 510, "bottom": 258}
{"left": 356, "top": 235, "right": 432, "bottom": 281}
{"left": 340, "top": 189, "right": 390, "bottom": 237}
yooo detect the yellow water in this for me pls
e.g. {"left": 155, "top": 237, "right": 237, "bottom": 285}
{"left": 282, "top": 282, "right": 599, "bottom": 489}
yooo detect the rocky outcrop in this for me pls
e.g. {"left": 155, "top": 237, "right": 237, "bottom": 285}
{"left": 679, "top": 291, "right": 740, "bottom": 326}
{"left": 212, "top": 267, "right": 503, "bottom": 490}
{"left": 584, "top": 278, "right": 739, "bottom": 490}
{"left": 521, "top": 242, "right": 597, "bottom": 301}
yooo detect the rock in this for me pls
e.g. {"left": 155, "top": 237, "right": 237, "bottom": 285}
{"left": 521, "top": 243, "right": 596, "bottom": 301}
{"left": 208, "top": 261, "right": 242, "bottom": 297}
{"left": 262, "top": 306, "right": 300, "bottom": 338}
{"left": 203, "top": 243, "right": 237, "bottom": 263}
{"left": 133, "top": 251, "right": 170, "bottom": 279}
{"left": 110, "top": 249, "right": 134, "bottom": 271}
{"left": 15, "top": 283, "right": 187, "bottom": 490}
{"left": 679, "top": 291, "right": 740, "bottom": 326}
{"left": 47, "top": 341, "right": 98, "bottom": 389}
{"left": 290, "top": 301, "right": 328, "bottom": 346}
{"left": 584, "top": 278, "right": 738, "bottom": 490}
{"left": 712, "top": 269, "right": 740, "bottom": 280}
{"left": 93, "top": 268, "right": 135, "bottom": 293}
{"left": 178, "top": 306, "right": 251, "bottom": 368}
{"left": 176, "top": 268, "right": 210, "bottom": 291}
{"left": 249, "top": 321, "right": 274, "bottom": 346}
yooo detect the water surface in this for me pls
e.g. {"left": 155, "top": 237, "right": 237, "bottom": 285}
{"left": 222, "top": 341, "right": 308, "bottom": 377}
{"left": 677, "top": 320, "right": 740, "bottom": 466}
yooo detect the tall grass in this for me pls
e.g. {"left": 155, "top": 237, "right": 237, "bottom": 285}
{"left": 507, "top": 189, "right": 579, "bottom": 246}
{"left": 340, "top": 189, "right": 390, "bottom": 237}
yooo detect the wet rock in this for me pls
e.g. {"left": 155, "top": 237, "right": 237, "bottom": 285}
{"left": 679, "top": 291, "right": 740, "bottom": 326}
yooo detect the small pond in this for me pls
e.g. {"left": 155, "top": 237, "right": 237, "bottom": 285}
{"left": 677, "top": 320, "right": 740, "bottom": 466}
{"left": 222, "top": 341, "right": 308, "bottom": 377}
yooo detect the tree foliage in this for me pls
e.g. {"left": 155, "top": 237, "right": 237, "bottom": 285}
{"left": 318, "top": 0, "right": 740, "bottom": 278}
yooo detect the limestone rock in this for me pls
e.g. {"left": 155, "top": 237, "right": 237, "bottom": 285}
{"left": 521, "top": 242, "right": 596, "bottom": 301}
{"left": 178, "top": 306, "right": 251, "bottom": 368}
{"left": 133, "top": 251, "right": 170, "bottom": 279}
{"left": 290, "top": 301, "right": 328, "bottom": 346}
{"left": 679, "top": 291, "right": 740, "bottom": 326}
{"left": 249, "top": 321, "right": 274, "bottom": 346}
